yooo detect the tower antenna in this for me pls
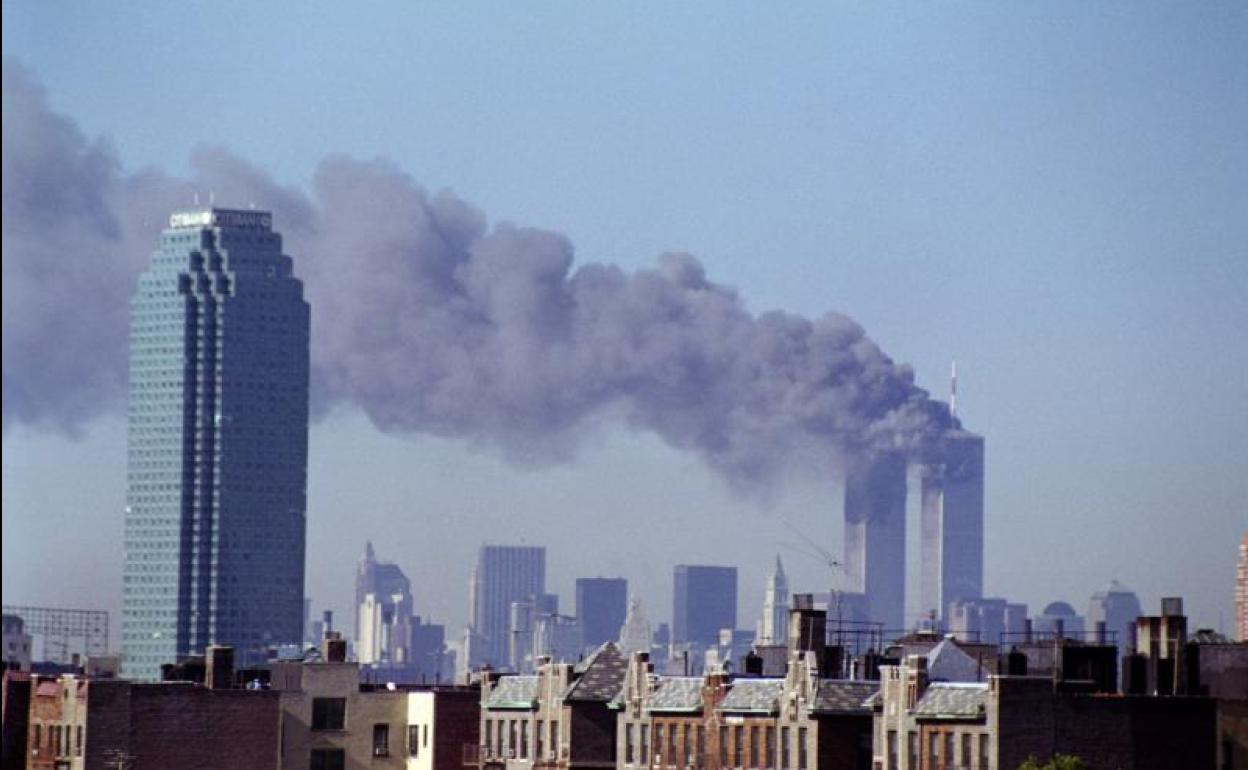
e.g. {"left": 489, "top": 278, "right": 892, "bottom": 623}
{"left": 950, "top": 360, "right": 958, "bottom": 419}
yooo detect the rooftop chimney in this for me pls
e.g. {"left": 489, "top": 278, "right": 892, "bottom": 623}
{"left": 323, "top": 631, "right": 347, "bottom": 663}
{"left": 206, "top": 645, "right": 234, "bottom": 690}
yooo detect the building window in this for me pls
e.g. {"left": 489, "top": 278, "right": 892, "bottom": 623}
{"left": 424, "top": 724, "right": 429, "bottom": 747}
{"left": 310, "top": 748, "right": 345, "bottom": 770}
{"left": 77, "top": 725, "right": 83, "bottom": 756}
{"left": 537, "top": 719, "right": 545, "bottom": 760}
{"left": 734, "top": 726, "right": 744, "bottom": 769}
{"left": 749, "top": 726, "right": 759, "bottom": 769}
{"left": 695, "top": 725, "right": 704, "bottom": 768}
{"left": 655, "top": 724, "right": 665, "bottom": 766}
{"left": 978, "top": 733, "right": 989, "bottom": 768}
{"left": 373, "top": 723, "right": 390, "bottom": 757}
{"left": 641, "top": 724, "right": 650, "bottom": 765}
{"left": 719, "top": 726, "right": 728, "bottom": 767}
{"left": 311, "top": 698, "right": 346, "bottom": 730}
{"left": 781, "top": 727, "right": 790, "bottom": 770}
{"left": 944, "top": 733, "right": 953, "bottom": 769}
{"left": 929, "top": 732, "right": 939, "bottom": 767}
{"left": 907, "top": 733, "right": 918, "bottom": 770}
{"left": 627, "top": 723, "right": 636, "bottom": 765}
{"left": 509, "top": 720, "right": 517, "bottom": 758}
{"left": 765, "top": 726, "right": 775, "bottom": 770}
{"left": 961, "top": 733, "right": 971, "bottom": 768}
{"left": 521, "top": 720, "right": 529, "bottom": 759}
{"left": 887, "top": 730, "right": 898, "bottom": 770}
{"left": 797, "top": 728, "right": 807, "bottom": 770}
{"left": 409, "top": 725, "right": 420, "bottom": 757}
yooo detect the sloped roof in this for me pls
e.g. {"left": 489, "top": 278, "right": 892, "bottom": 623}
{"left": 811, "top": 680, "right": 878, "bottom": 714}
{"left": 484, "top": 676, "right": 538, "bottom": 709}
{"left": 912, "top": 683, "right": 988, "bottom": 720}
{"left": 717, "top": 678, "right": 783, "bottom": 714}
{"left": 565, "top": 643, "right": 628, "bottom": 702}
{"left": 927, "top": 637, "right": 982, "bottom": 683}
{"left": 646, "top": 677, "right": 703, "bottom": 712}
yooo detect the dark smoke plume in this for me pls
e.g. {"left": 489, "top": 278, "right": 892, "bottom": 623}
{"left": 2, "top": 59, "right": 958, "bottom": 483}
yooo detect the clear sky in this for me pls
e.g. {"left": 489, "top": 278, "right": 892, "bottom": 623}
{"left": 3, "top": 2, "right": 1246, "bottom": 643}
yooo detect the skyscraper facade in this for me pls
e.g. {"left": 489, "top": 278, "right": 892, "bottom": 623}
{"left": 672, "top": 565, "right": 737, "bottom": 646}
{"left": 122, "top": 208, "right": 309, "bottom": 680}
{"left": 1237, "top": 533, "right": 1248, "bottom": 642}
{"left": 755, "top": 556, "right": 789, "bottom": 645}
{"left": 576, "top": 577, "right": 628, "bottom": 650}
{"left": 1086, "top": 580, "right": 1142, "bottom": 655}
{"left": 468, "top": 545, "right": 546, "bottom": 668}
{"left": 842, "top": 453, "right": 907, "bottom": 632}
{"left": 919, "top": 432, "right": 986, "bottom": 620}
{"left": 355, "top": 542, "right": 416, "bottom": 665}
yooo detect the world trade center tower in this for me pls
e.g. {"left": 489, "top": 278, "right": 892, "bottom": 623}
{"left": 122, "top": 208, "right": 310, "bottom": 680}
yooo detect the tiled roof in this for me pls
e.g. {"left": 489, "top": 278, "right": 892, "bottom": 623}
{"left": 484, "top": 676, "right": 538, "bottom": 709}
{"left": 565, "top": 643, "right": 629, "bottom": 702}
{"left": 646, "top": 677, "right": 704, "bottom": 712}
{"left": 811, "top": 680, "right": 878, "bottom": 714}
{"left": 912, "top": 683, "right": 988, "bottom": 720}
{"left": 717, "top": 678, "right": 783, "bottom": 714}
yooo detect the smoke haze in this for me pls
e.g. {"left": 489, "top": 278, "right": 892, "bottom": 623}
{"left": 2, "top": 59, "right": 958, "bottom": 485}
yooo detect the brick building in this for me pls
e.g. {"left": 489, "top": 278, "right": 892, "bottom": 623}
{"left": 613, "top": 643, "right": 877, "bottom": 770}
{"left": 21, "top": 669, "right": 281, "bottom": 769}
{"left": 406, "top": 686, "right": 482, "bottom": 770}
{"left": 873, "top": 654, "right": 1216, "bottom": 770}
{"left": 478, "top": 642, "right": 628, "bottom": 770}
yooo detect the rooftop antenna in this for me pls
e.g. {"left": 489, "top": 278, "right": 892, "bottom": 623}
{"left": 950, "top": 360, "right": 958, "bottom": 419}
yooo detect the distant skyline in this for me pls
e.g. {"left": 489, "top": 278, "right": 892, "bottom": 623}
{"left": 3, "top": 3, "right": 1246, "bottom": 645}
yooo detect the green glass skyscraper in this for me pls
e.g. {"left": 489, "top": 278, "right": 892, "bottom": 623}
{"left": 122, "top": 208, "right": 310, "bottom": 680}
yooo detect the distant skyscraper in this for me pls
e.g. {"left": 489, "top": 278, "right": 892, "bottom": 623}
{"left": 1033, "top": 601, "right": 1086, "bottom": 640}
{"left": 122, "top": 208, "right": 310, "bottom": 680}
{"left": 618, "top": 598, "right": 653, "bottom": 655}
{"left": 576, "top": 577, "right": 628, "bottom": 650}
{"left": 355, "top": 542, "right": 416, "bottom": 665}
{"left": 672, "top": 565, "right": 737, "bottom": 646}
{"left": 919, "top": 432, "right": 985, "bottom": 620}
{"left": 755, "top": 556, "right": 789, "bottom": 645}
{"left": 843, "top": 453, "right": 907, "bottom": 631}
{"left": 1086, "top": 580, "right": 1142, "bottom": 655}
{"left": 469, "top": 545, "right": 546, "bottom": 668}
{"left": 1237, "top": 533, "right": 1248, "bottom": 642}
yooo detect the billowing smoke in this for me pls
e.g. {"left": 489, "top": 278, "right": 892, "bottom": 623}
{"left": 2, "top": 59, "right": 958, "bottom": 484}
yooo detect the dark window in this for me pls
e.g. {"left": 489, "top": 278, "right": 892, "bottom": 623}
{"left": 907, "top": 732, "right": 918, "bottom": 770}
{"left": 734, "top": 726, "right": 743, "bottom": 769}
{"left": 654, "top": 725, "right": 664, "bottom": 766}
{"left": 409, "top": 725, "right": 420, "bottom": 757}
{"left": 310, "top": 748, "right": 345, "bottom": 770}
{"left": 749, "top": 726, "right": 759, "bottom": 769}
{"left": 77, "top": 725, "right": 83, "bottom": 756}
{"left": 373, "top": 723, "right": 390, "bottom": 757}
{"left": 797, "top": 728, "right": 807, "bottom": 770}
{"left": 537, "top": 719, "right": 545, "bottom": 760}
{"left": 765, "top": 727, "right": 775, "bottom": 770}
{"left": 641, "top": 725, "right": 650, "bottom": 765}
{"left": 626, "top": 723, "right": 635, "bottom": 765}
{"left": 781, "top": 727, "right": 790, "bottom": 770}
{"left": 719, "top": 726, "right": 728, "bottom": 767}
{"left": 311, "top": 698, "right": 346, "bottom": 730}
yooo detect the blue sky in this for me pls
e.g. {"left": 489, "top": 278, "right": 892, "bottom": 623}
{"left": 3, "top": 2, "right": 1246, "bottom": 638}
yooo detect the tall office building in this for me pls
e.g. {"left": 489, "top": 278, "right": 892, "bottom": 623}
{"left": 1086, "top": 580, "right": 1142, "bottom": 655}
{"left": 842, "top": 453, "right": 907, "bottom": 631}
{"left": 755, "top": 556, "right": 789, "bottom": 645}
{"left": 1237, "top": 533, "right": 1248, "bottom": 642}
{"left": 918, "top": 432, "right": 986, "bottom": 620}
{"left": 672, "top": 565, "right": 737, "bottom": 646}
{"left": 576, "top": 577, "right": 628, "bottom": 650}
{"left": 356, "top": 542, "right": 416, "bottom": 665}
{"left": 122, "top": 208, "right": 309, "bottom": 680}
{"left": 468, "top": 545, "right": 546, "bottom": 668}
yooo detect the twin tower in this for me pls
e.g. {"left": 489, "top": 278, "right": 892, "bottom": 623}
{"left": 841, "top": 430, "right": 985, "bottom": 631}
